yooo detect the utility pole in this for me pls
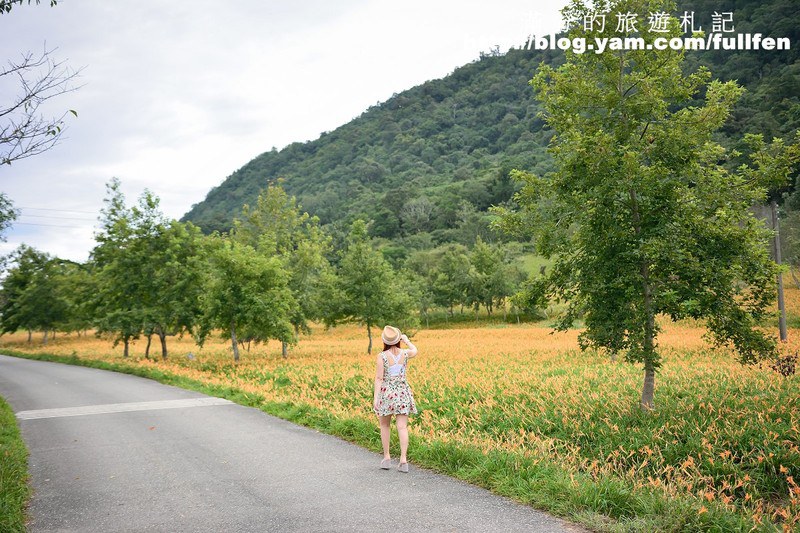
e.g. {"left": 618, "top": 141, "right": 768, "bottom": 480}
{"left": 771, "top": 199, "right": 788, "bottom": 341}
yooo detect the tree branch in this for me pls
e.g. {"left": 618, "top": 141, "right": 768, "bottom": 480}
{"left": 0, "top": 46, "right": 82, "bottom": 166}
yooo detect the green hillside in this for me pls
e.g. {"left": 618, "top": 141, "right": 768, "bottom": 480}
{"left": 183, "top": 0, "right": 799, "bottom": 247}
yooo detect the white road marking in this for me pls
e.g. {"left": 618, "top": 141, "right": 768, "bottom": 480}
{"left": 16, "top": 397, "right": 234, "bottom": 420}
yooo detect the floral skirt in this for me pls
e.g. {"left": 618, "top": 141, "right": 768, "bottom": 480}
{"left": 374, "top": 376, "right": 418, "bottom": 416}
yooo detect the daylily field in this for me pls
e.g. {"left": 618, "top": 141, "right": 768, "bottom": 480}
{"left": 3, "top": 296, "right": 799, "bottom": 531}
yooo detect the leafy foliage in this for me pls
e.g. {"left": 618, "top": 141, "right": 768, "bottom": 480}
{"left": 326, "top": 220, "right": 418, "bottom": 353}
{"left": 494, "top": 0, "right": 797, "bottom": 409}
{"left": 90, "top": 179, "right": 206, "bottom": 358}
{"left": 0, "top": 245, "right": 67, "bottom": 340}
{"left": 231, "top": 183, "right": 335, "bottom": 351}
{"left": 197, "top": 237, "right": 295, "bottom": 361}
{"left": 0, "top": 193, "right": 18, "bottom": 242}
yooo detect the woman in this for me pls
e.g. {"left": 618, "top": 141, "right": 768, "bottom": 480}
{"left": 373, "top": 325, "right": 418, "bottom": 473}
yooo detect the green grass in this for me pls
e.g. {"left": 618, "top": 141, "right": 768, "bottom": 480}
{"left": 0, "top": 395, "right": 31, "bottom": 533}
{"left": 1, "top": 349, "right": 791, "bottom": 532}
{"left": 518, "top": 253, "right": 555, "bottom": 276}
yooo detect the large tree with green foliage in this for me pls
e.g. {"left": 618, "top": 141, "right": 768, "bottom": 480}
{"left": 0, "top": 244, "right": 67, "bottom": 343}
{"left": 495, "top": 0, "right": 797, "bottom": 409}
{"left": 90, "top": 179, "right": 144, "bottom": 356}
{"left": 232, "top": 183, "right": 335, "bottom": 357}
{"left": 53, "top": 260, "right": 95, "bottom": 335}
{"left": 328, "top": 219, "right": 417, "bottom": 354}
{"left": 466, "top": 237, "right": 524, "bottom": 317}
{"left": 198, "top": 237, "right": 295, "bottom": 362}
{"left": 127, "top": 191, "right": 205, "bottom": 360}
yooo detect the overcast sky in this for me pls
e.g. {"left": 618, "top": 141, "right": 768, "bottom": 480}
{"left": 0, "top": 0, "right": 563, "bottom": 262}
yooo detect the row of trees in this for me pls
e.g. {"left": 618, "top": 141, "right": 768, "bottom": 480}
{"left": 0, "top": 179, "right": 525, "bottom": 358}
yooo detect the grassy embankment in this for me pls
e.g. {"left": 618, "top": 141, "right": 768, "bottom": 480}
{"left": 0, "top": 395, "right": 30, "bottom": 533}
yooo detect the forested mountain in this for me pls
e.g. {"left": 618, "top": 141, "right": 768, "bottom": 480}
{"left": 183, "top": 0, "right": 799, "bottom": 249}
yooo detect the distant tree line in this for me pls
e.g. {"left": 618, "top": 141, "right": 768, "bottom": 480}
{"left": 0, "top": 180, "right": 527, "bottom": 358}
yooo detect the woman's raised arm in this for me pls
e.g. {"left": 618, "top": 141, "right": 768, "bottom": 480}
{"left": 401, "top": 334, "right": 418, "bottom": 359}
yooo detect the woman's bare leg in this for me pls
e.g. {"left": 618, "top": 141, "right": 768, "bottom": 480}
{"left": 396, "top": 414, "right": 409, "bottom": 463}
{"left": 379, "top": 415, "right": 392, "bottom": 460}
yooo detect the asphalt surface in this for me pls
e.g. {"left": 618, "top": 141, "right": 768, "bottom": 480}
{"left": 0, "top": 354, "right": 584, "bottom": 532}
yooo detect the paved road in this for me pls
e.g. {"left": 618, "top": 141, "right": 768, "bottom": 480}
{"left": 0, "top": 354, "right": 583, "bottom": 532}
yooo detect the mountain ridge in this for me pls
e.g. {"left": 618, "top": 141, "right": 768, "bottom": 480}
{"left": 183, "top": 0, "right": 799, "bottom": 249}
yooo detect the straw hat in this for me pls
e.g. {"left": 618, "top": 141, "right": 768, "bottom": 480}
{"left": 381, "top": 325, "right": 401, "bottom": 345}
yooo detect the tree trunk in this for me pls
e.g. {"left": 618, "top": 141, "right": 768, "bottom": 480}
{"left": 27, "top": 330, "right": 32, "bottom": 343}
{"left": 281, "top": 341, "right": 288, "bottom": 359}
{"left": 641, "top": 362, "right": 656, "bottom": 410}
{"left": 123, "top": 337, "right": 129, "bottom": 358}
{"left": 158, "top": 330, "right": 167, "bottom": 360}
{"left": 42, "top": 330, "right": 48, "bottom": 345}
{"left": 631, "top": 188, "right": 657, "bottom": 411}
{"left": 231, "top": 322, "right": 240, "bottom": 362}
{"left": 640, "top": 271, "right": 657, "bottom": 411}
{"left": 367, "top": 324, "right": 373, "bottom": 355}
{"left": 791, "top": 268, "right": 800, "bottom": 290}
{"left": 144, "top": 334, "right": 152, "bottom": 359}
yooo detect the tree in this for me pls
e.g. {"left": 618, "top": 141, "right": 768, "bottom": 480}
{"left": 400, "top": 196, "right": 436, "bottom": 234}
{"left": 1, "top": 1, "right": 80, "bottom": 166}
{"left": 454, "top": 200, "right": 491, "bottom": 245}
{"left": 232, "top": 183, "right": 335, "bottom": 357}
{"left": 143, "top": 219, "right": 206, "bottom": 360}
{"left": 494, "top": 0, "right": 794, "bottom": 410}
{"left": 0, "top": 245, "right": 66, "bottom": 342}
{"left": 52, "top": 260, "right": 95, "bottom": 335}
{"left": 0, "top": 192, "right": 18, "bottom": 243}
{"left": 90, "top": 179, "right": 144, "bottom": 357}
{"left": 198, "top": 237, "right": 295, "bottom": 362}
{"left": 432, "top": 244, "right": 472, "bottom": 316}
{"left": 127, "top": 192, "right": 204, "bottom": 360}
{"left": 0, "top": 0, "right": 57, "bottom": 13}
{"left": 467, "top": 237, "right": 524, "bottom": 318}
{"left": 0, "top": 245, "right": 44, "bottom": 338}
{"left": 328, "top": 220, "right": 417, "bottom": 354}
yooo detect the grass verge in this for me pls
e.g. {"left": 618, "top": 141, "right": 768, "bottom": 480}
{"left": 0, "top": 394, "right": 31, "bottom": 533}
{"left": 1, "top": 348, "right": 774, "bottom": 532}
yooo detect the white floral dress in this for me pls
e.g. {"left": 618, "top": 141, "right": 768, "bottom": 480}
{"left": 374, "top": 349, "right": 418, "bottom": 416}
